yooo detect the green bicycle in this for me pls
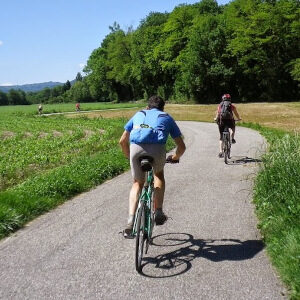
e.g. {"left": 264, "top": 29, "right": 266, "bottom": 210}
{"left": 133, "top": 156, "right": 178, "bottom": 273}
{"left": 132, "top": 156, "right": 154, "bottom": 273}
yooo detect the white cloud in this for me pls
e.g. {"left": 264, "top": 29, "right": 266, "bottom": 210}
{"left": 79, "top": 63, "right": 85, "bottom": 70}
{"left": 0, "top": 40, "right": 3, "bottom": 46}
{"left": 0, "top": 82, "right": 14, "bottom": 86}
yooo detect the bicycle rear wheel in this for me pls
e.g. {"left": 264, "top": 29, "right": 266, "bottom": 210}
{"left": 135, "top": 202, "right": 146, "bottom": 273}
{"left": 227, "top": 142, "right": 231, "bottom": 160}
{"left": 223, "top": 133, "right": 230, "bottom": 164}
{"left": 224, "top": 141, "right": 228, "bottom": 164}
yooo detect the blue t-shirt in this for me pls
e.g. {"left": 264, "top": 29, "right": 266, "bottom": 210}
{"left": 124, "top": 108, "right": 182, "bottom": 144}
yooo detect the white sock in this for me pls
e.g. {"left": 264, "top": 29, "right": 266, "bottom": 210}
{"left": 128, "top": 214, "right": 134, "bottom": 225}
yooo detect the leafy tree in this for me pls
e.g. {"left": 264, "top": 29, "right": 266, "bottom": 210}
{"left": 152, "top": 5, "right": 198, "bottom": 99}
{"left": 106, "top": 30, "right": 135, "bottom": 101}
{"left": 7, "top": 89, "right": 28, "bottom": 105}
{"left": 40, "top": 88, "right": 51, "bottom": 102}
{"left": 66, "top": 81, "right": 91, "bottom": 102}
{"left": 196, "top": 0, "right": 220, "bottom": 15}
{"left": 289, "top": 59, "right": 300, "bottom": 82}
{"left": 109, "top": 21, "right": 121, "bottom": 33}
{"left": 63, "top": 80, "right": 71, "bottom": 91}
{"left": 130, "top": 12, "right": 169, "bottom": 98}
{"left": 224, "top": 0, "right": 300, "bottom": 100}
{"left": 51, "top": 85, "right": 64, "bottom": 98}
{"left": 0, "top": 91, "right": 8, "bottom": 105}
{"left": 177, "top": 13, "right": 234, "bottom": 102}
{"left": 75, "top": 72, "right": 83, "bottom": 82}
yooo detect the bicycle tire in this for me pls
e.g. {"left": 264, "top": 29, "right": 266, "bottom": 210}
{"left": 222, "top": 134, "right": 227, "bottom": 164}
{"left": 223, "top": 131, "right": 230, "bottom": 164}
{"left": 145, "top": 195, "right": 155, "bottom": 253}
{"left": 224, "top": 141, "right": 228, "bottom": 164}
{"left": 135, "top": 201, "right": 146, "bottom": 273}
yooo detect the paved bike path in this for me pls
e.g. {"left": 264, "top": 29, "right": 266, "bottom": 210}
{"left": 0, "top": 122, "right": 286, "bottom": 299}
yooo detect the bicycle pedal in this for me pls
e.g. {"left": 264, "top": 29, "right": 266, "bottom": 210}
{"left": 123, "top": 233, "right": 135, "bottom": 239}
{"left": 120, "top": 230, "right": 135, "bottom": 239}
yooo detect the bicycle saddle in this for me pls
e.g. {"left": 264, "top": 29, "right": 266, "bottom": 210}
{"left": 139, "top": 156, "right": 153, "bottom": 172}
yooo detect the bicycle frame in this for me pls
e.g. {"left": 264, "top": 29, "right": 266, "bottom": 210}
{"left": 132, "top": 158, "right": 179, "bottom": 273}
{"left": 132, "top": 169, "right": 154, "bottom": 239}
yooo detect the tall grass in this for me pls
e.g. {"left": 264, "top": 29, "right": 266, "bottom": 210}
{"left": 243, "top": 123, "right": 300, "bottom": 299}
{"left": 0, "top": 147, "right": 129, "bottom": 238}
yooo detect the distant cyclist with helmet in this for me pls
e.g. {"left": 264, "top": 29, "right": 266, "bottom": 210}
{"left": 75, "top": 102, "right": 80, "bottom": 112}
{"left": 214, "top": 94, "right": 241, "bottom": 158}
{"left": 119, "top": 95, "right": 186, "bottom": 238}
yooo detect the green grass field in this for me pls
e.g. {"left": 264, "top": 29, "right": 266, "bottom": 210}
{"left": 0, "top": 105, "right": 131, "bottom": 238}
{"left": 0, "top": 102, "right": 173, "bottom": 239}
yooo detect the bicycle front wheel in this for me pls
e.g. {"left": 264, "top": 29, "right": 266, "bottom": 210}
{"left": 135, "top": 202, "right": 146, "bottom": 273}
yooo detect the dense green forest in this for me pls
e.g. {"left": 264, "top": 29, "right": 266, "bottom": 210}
{"left": 1, "top": 0, "right": 299, "bottom": 105}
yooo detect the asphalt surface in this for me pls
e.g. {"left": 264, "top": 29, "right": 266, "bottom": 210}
{"left": 0, "top": 121, "right": 287, "bottom": 300}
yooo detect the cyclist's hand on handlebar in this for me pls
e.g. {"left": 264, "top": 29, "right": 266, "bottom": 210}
{"left": 166, "top": 154, "right": 179, "bottom": 164}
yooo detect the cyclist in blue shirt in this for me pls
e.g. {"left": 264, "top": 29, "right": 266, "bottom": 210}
{"left": 119, "top": 95, "right": 186, "bottom": 237}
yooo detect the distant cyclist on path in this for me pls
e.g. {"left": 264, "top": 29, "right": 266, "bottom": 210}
{"left": 214, "top": 94, "right": 241, "bottom": 158}
{"left": 38, "top": 104, "right": 43, "bottom": 115}
{"left": 75, "top": 102, "right": 80, "bottom": 112}
{"left": 119, "top": 95, "right": 186, "bottom": 237}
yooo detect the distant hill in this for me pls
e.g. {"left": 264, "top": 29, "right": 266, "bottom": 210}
{"left": 0, "top": 81, "right": 65, "bottom": 93}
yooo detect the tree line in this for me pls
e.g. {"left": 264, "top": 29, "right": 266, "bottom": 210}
{"left": 0, "top": 73, "right": 85, "bottom": 106}
{"left": 83, "top": 0, "right": 299, "bottom": 103}
{"left": 1, "top": 0, "right": 299, "bottom": 106}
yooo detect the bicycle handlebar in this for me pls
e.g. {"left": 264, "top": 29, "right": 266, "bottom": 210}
{"left": 214, "top": 118, "right": 242, "bottom": 122}
{"left": 166, "top": 156, "right": 179, "bottom": 164}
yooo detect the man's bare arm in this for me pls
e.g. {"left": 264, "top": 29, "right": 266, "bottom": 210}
{"left": 119, "top": 130, "right": 130, "bottom": 159}
{"left": 171, "top": 136, "right": 186, "bottom": 161}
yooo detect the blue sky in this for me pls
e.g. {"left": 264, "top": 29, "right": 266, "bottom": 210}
{"left": 0, "top": 0, "right": 229, "bottom": 86}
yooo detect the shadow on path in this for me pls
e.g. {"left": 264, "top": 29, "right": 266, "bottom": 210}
{"left": 228, "top": 156, "right": 262, "bottom": 165}
{"left": 141, "top": 233, "right": 264, "bottom": 278}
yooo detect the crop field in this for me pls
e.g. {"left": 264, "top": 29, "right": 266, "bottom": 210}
{"left": 0, "top": 115, "right": 124, "bottom": 191}
{"left": 0, "top": 102, "right": 172, "bottom": 238}
{"left": 79, "top": 102, "right": 300, "bottom": 133}
{"left": 0, "top": 103, "right": 143, "bottom": 238}
{"left": 0, "top": 102, "right": 145, "bottom": 191}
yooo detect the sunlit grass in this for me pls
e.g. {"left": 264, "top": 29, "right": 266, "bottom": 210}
{"left": 253, "top": 131, "right": 300, "bottom": 299}
{"left": 78, "top": 102, "right": 300, "bottom": 133}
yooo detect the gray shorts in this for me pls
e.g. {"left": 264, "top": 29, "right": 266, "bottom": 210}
{"left": 130, "top": 143, "right": 166, "bottom": 182}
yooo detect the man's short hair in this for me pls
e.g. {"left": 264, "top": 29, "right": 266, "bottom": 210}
{"left": 148, "top": 95, "right": 165, "bottom": 111}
